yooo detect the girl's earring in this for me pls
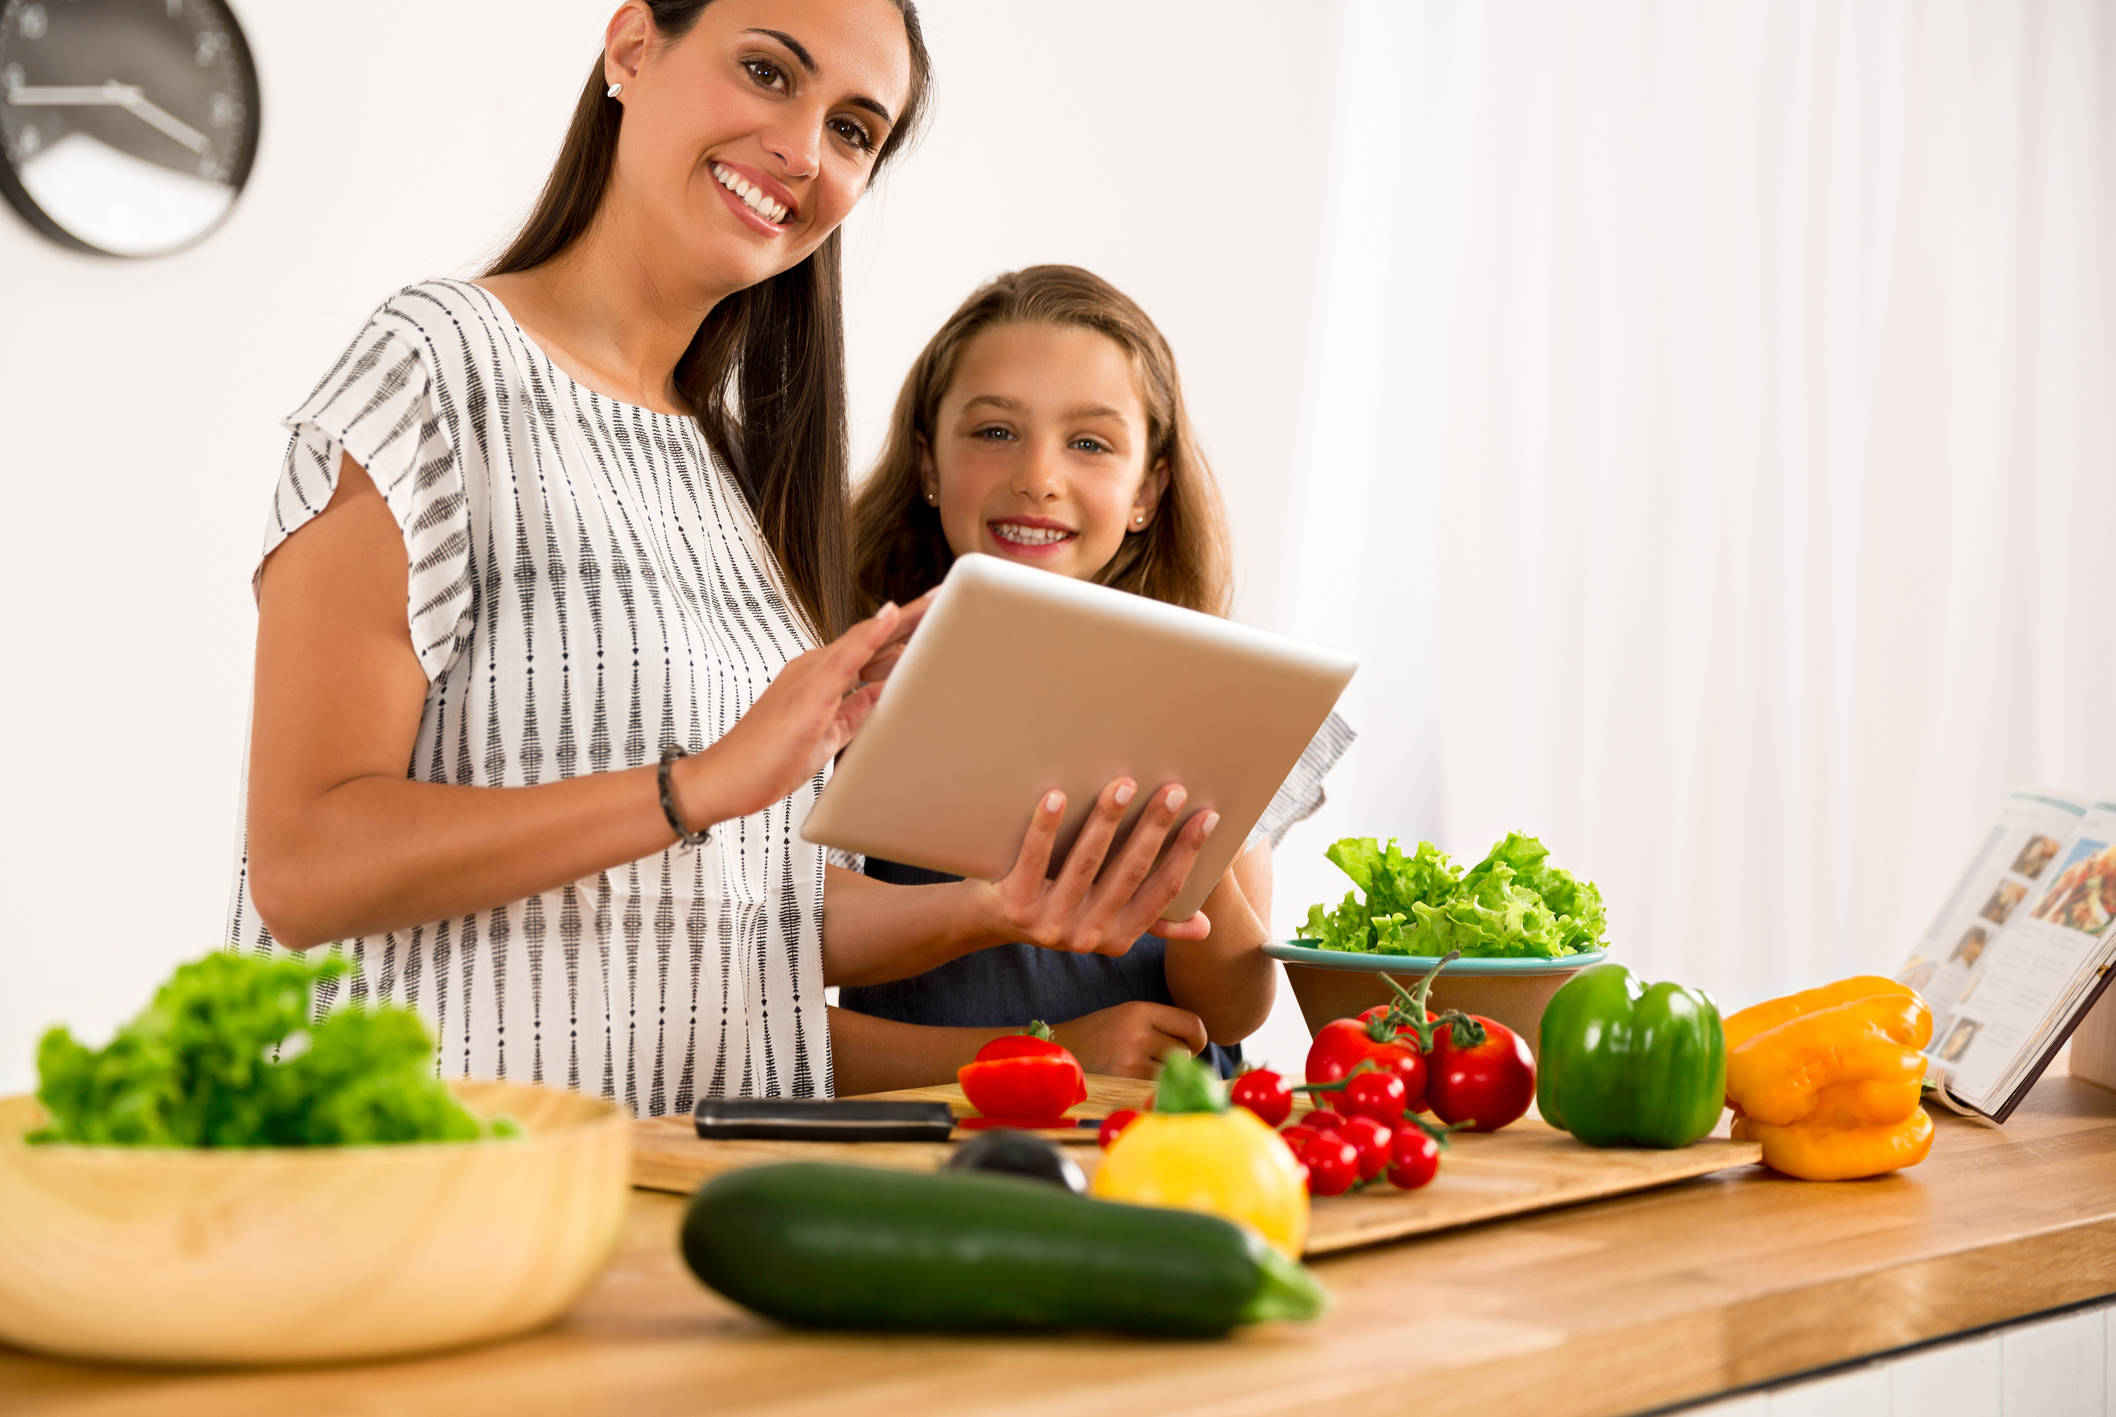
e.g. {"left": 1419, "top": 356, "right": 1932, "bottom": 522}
{"left": 607, "top": 82, "right": 623, "bottom": 98}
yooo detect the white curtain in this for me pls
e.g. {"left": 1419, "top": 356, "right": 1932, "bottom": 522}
{"left": 1268, "top": 0, "right": 2116, "bottom": 1013}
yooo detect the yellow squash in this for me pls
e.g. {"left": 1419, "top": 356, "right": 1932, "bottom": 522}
{"left": 1091, "top": 1054, "right": 1309, "bottom": 1259}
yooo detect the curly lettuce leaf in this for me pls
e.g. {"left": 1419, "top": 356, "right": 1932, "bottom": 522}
{"left": 1299, "top": 832, "right": 1609, "bottom": 958}
{"left": 1464, "top": 832, "right": 1609, "bottom": 953}
{"left": 1410, "top": 860, "right": 1565, "bottom": 958}
{"left": 1302, "top": 893, "right": 1372, "bottom": 952}
{"left": 1302, "top": 838, "right": 1461, "bottom": 953}
{"left": 30, "top": 951, "right": 505, "bottom": 1148}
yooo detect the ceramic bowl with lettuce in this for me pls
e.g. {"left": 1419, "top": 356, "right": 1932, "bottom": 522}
{"left": 1266, "top": 832, "right": 1610, "bottom": 1058}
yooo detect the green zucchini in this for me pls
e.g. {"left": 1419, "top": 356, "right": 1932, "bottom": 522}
{"left": 680, "top": 1161, "right": 1327, "bottom": 1336}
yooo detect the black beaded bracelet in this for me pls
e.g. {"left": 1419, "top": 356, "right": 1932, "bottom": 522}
{"left": 657, "top": 746, "right": 712, "bottom": 851}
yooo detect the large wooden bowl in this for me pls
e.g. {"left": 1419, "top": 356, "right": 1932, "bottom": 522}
{"left": 0, "top": 1080, "right": 630, "bottom": 1367}
{"left": 1267, "top": 944, "right": 1608, "bottom": 1061}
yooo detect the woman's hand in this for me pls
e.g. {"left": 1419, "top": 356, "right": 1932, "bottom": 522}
{"left": 1050, "top": 1002, "right": 1209, "bottom": 1079}
{"left": 966, "top": 777, "right": 1220, "bottom": 957}
{"left": 674, "top": 597, "right": 927, "bottom": 827}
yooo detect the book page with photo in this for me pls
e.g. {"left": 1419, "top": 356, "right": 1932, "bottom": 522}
{"left": 1911, "top": 793, "right": 2116, "bottom": 1120}
{"left": 1895, "top": 788, "right": 2090, "bottom": 1048}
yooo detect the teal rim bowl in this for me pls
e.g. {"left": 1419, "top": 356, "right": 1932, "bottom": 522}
{"left": 1263, "top": 941, "right": 1608, "bottom": 976}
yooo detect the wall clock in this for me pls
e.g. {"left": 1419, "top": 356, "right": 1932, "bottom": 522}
{"left": 0, "top": 0, "right": 258, "bottom": 257}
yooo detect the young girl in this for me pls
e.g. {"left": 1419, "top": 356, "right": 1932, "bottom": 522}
{"left": 828, "top": 266, "right": 1353, "bottom": 1084}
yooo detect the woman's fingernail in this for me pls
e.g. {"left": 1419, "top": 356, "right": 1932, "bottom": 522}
{"left": 1044, "top": 791, "right": 1063, "bottom": 814}
{"left": 878, "top": 601, "right": 898, "bottom": 616}
{"left": 1113, "top": 783, "right": 1136, "bottom": 807}
{"left": 1165, "top": 787, "right": 1187, "bottom": 813}
{"left": 1200, "top": 812, "right": 1221, "bottom": 838}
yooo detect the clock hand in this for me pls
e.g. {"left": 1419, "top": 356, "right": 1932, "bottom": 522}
{"left": 5, "top": 79, "right": 211, "bottom": 156}
{"left": 112, "top": 85, "right": 213, "bottom": 156}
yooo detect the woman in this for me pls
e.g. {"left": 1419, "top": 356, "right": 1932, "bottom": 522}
{"left": 228, "top": 0, "right": 1216, "bottom": 1116}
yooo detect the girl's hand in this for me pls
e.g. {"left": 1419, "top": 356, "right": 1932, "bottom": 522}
{"left": 970, "top": 777, "right": 1220, "bottom": 957}
{"left": 674, "top": 600, "right": 925, "bottom": 827}
{"left": 1050, "top": 1002, "right": 1209, "bottom": 1078}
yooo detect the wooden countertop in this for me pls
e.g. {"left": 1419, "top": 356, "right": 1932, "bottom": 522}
{"left": 7, "top": 1071, "right": 2116, "bottom": 1417}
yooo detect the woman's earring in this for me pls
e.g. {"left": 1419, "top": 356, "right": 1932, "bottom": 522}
{"left": 924, "top": 490, "right": 937, "bottom": 505}
{"left": 1133, "top": 513, "right": 1146, "bottom": 526}
{"left": 607, "top": 82, "right": 623, "bottom": 98}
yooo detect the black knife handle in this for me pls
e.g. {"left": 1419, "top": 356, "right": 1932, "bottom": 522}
{"left": 693, "top": 1098, "right": 957, "bottom": 1142}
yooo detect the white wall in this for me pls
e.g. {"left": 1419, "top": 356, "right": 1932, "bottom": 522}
{"left": 0, "top": 0, "right": 1345, "bottom": 1089}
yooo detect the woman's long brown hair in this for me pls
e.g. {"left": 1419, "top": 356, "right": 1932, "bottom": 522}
{"left": 852, "top": 265, "right": 1233, "bottom": 616}
{"left": 487, "top": 0, "right": 931, "bottom": 641}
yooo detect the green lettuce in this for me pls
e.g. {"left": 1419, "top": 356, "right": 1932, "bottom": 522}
{"left": 1464, "top": 831, "right": 1608, "bottom": 953}
{"left": 29, "top": 951, "right": 512, "bottom": 1148}
{"left": 1297, "top": 832, "right": 1608, "bottom": 959}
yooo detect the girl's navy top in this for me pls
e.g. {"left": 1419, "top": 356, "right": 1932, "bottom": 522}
{"left": 836, "top": 713, "right": 1355, "bottom": 1081}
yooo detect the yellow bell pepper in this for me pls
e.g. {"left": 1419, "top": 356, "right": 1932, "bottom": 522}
{"left": 1722, "top": 975, "right": 1919, "bottom": 1051}
{"left": 1724, "top": 992, "right": 1932, "bottom": 1126}
{"left": 1731, "top": 1107, "right": 1934, "bottom": 1181}
{"left": 1722, "top": 976, "right": 1935, "bottom": 1182}
{"left": 1091, "top": 1052, "right": 1309, "bottom": 1259}
{"left": 1802, "top": 1077, "right": 1927, "bottom": 1128}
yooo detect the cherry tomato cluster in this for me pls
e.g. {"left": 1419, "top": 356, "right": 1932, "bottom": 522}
{"left": 1232, "top": 1070, "right": 1454, "bottom": 1194}
{"left": 1225, "top": 955, "right": 1539, "bottom": 1196}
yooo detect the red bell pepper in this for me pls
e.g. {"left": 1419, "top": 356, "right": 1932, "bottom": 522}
{"left": 957, "top": 1021, "right": 1088, "bottom": 1127}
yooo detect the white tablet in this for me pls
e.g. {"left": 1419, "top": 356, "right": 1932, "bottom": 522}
{"left": 801, "top": 553, "right": 1358, "bottom": 920}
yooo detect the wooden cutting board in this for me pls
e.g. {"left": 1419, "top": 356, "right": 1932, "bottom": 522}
{"left": 631, "top": 1076, "right": 1762, "bottom": 1257}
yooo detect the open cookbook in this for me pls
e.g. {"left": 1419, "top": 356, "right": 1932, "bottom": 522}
{"left": 1897, "top": 787, "right": 2116, "bottom": 1122}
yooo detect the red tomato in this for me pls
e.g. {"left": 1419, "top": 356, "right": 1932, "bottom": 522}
{"left": 1229, "top": 1069, "right": 1294, "bottom": 1127}
{"left": 1338, "top": 1114, "right": 1394, "bottom": 1180}
{"left": 1277, "top": 1124, "right": 1321, "bottom": 1156}
{"left": 1387, "top": 1125, "right": 1442, "bottom": 1189}
{"left": 1339, "top": 1070, "right": 1412, "bottom": 1123}
{"left": 1097, "top": 1108, "right": 1140, "bottom": 1149}
{"left": 1298, "top": 1134, "right": 1361, "bottom": 1196}
{"left": 1426, "top": 1016, "right": 1535, "bottom": 1132}
{"left": 1302, "top": 1108, "right": 1351, "bottom": 1137}
{"left": 1306, "top": 1017, "right": 1428, "bottom": 1097}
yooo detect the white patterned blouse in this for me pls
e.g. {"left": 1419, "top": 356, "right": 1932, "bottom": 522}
{"left": 225, "top": 279, "right": 834, "bottom": 1116}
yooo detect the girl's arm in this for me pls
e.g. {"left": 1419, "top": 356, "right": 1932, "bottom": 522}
{"left": 820, "top": 777, "right": 1219, "bottom": 986}
{"left": 827, "top": 1000, "right": 1209, "bottom": 1093}
{"left": 247, "top": 453, "right": 918, "bottom": 948}
{"left": 1162, "top": 844, "right": 1278, "bottom": 1045}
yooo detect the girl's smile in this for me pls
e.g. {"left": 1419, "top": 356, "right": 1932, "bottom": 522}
{"left": 924, "top": 322, "right": 1167, "bottom": 581}
{"left": 987, "top": 515, "right": 1077, "bottom": 555}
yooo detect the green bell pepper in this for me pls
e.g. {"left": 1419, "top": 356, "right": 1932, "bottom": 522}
{"left": 1537, "top": 964, "right": 1726, "bottom": 1148}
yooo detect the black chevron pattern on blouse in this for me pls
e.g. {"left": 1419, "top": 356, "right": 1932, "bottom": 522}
{"left": 225, "top": 278, "right": 832, "bottom": 1116}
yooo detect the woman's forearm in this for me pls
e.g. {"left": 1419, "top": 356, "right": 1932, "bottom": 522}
{"left": 1162, "top": 844, "right": 1278, "bottom": 1045}
{"left": 248, "top": 769, "right": 717, "bottom": 950}
{"left": 827, "top": 1006, "right": 1011, "bottom": 1093}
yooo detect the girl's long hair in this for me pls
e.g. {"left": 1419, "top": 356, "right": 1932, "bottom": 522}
{"left": 487, "top": 0, "right": 931, "bottom": 641}
{"left": 852, "top": 265, "right": 1233, "bottom": 616}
